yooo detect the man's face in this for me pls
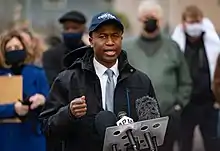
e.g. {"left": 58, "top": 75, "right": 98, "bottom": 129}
{"left": 183, "top": 16, "right": 203, "bottom": 37}
{"left": 139, "top": 10, "right": 161, "bottom": 33}
{"left": 62, "top": 21, "right": 85, "bottom": 33}
{"left": 89, "top": 23, "right": 123, "bottom": 67}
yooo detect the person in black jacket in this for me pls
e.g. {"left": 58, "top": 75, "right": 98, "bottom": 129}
{"left": 43, "top": 11, "right": 87, "bottom": 86}
{"left": 40, "top": 12, "right": 160, "bottom": 151}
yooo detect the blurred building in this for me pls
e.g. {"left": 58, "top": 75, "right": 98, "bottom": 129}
{"left": 17, "top": 0, "right": 111, "bottom": 35}
{"left": 1, "top": 0, "right": 220, "bottom": 36}
{"left": 0, "top": 0, "right": 16, "bottom": 32}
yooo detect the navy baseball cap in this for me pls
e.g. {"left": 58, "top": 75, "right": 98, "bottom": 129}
{"left": 89, "top": 12, "right": 124, "bottom": 35}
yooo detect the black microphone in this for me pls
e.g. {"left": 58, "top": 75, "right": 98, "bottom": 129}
{"left": 117, "top": 111, "right": 139, "bottom": 151}
{"left": 135, "top": 96, "right": 160, "bottom": 151}
{"left": 95, "top": 111, "right": 118, "bottom": 151}
{"left": 95, "top": 111, "right": 117, "bottom": 139}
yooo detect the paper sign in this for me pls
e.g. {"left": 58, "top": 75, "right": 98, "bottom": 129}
{"left": 0, "top": 75, "right": 23, "bottom": 123}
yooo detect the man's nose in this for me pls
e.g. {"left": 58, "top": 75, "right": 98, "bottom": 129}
{"left": 65, "top": 28, "right": 76, "bottom": 33}
{"left": 105, "top": 37, "right": 114, "bottom": 46}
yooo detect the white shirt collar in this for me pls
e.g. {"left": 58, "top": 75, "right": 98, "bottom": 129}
{"left": 93, "top": 57, "right": 119, "bottom": 77}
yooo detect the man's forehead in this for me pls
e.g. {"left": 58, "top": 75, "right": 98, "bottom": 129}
{"left": 63, "top": 21, "right": 84, "bottom": 26}
{"left": 185, "top": 16, "right": 202, "bottom": 23}
{"left": 140, "top": 10, "right": 160, "bottom": 20}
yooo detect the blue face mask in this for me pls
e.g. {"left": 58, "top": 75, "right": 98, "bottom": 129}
{"left": 62, "top": 32, "right": 83, "bottom": 50}
{"left": 5, "top": 50, "right": 26, "bottom": 65}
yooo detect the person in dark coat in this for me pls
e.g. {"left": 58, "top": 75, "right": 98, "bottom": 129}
{"left": 43, "top": 11, "right": 87, "bottom": 86}
{"left": 40, "top": 12, "right": 160, "bottom": 151}
{"left": 0, "top": 30, "right": 49, "bottom": 151}
{"left": 213, "top": 54, "right": 220, "bottom": 140}
{"left": 172, "top": 5, "right": 220, "bottom": 151}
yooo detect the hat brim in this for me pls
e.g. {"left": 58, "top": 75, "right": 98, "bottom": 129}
{"left": 89, "top": 19, "right": 124, "bottom": 35}
{"left": 59, "top": 17, "right": 86, "bottom": 24}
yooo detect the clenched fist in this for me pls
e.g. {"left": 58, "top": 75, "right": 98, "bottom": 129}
{"left": 70, "top": 96, "right": 87, "bottom": 118}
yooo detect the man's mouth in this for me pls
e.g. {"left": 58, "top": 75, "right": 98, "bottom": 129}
{"left": 104, "top": 50, "right": 116, "bottom": 56}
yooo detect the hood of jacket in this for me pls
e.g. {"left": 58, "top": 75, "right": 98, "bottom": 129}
{"left": 63, "top": 45, "right": 89, "bottom": 68}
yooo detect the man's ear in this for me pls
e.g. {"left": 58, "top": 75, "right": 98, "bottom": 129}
{"left": 182, "top": 21, "right": 186, "bottom": 30}
{"left": 89, "top": 37, "right": 93, "bottom": 47}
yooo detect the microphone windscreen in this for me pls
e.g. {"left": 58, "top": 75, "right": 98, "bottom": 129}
{"left": 95, "top": 111, "right": 117, "bottom": 139}
{"left": 135, "top": 95, "right": 160, "bottom": 121}
{"left": 117, "top": 111, "right": 127, "bottom": 120}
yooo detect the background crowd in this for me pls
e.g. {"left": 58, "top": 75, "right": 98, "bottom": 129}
{"left": 1, "top": 0, "right": 220, "bottom": 151}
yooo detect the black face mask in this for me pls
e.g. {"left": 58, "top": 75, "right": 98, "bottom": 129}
{"left": 144, "top": 18, "right": 158, "bottom": 33}
{"left": 62, "top": 32, "right": 83, "bottom": 50}
{"left": 5, "top": 50, "right": 26, "bottom": 65}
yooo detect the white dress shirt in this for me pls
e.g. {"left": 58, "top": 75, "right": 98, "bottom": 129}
{"left": 93, "top": 58, "right": 119, "bottom": 110}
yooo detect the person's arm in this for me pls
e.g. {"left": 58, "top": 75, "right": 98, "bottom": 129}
{"left": 0, "top": 103, "right": 16, "bottom": 118}
{"left": 39, "top": 71, "right": 77, "bottom": 139}
{"left": 175, "top": 43, "right": 192, "bottom": 109}
{"left": 29, "top": 69, "right": 50, "bottom": 114}
{"left": 0, "top": 102, "right": 29, "bottom": 119}
{"left": 213, "top": 54, "right": 220, "bottom": 104}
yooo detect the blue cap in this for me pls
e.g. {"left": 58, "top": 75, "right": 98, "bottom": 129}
{"left": 89, "top": 12, "right": 124, "bottom": 34}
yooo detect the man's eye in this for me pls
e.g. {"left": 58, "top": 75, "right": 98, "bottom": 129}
{"left": 99, "top": 35, "right": 107, "bottom": 39}
{"left": 112, "top": 34, "right": 120, "bottom": 38}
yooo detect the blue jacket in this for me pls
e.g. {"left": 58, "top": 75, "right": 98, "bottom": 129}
{"left": 0, "top": 65, "right": 49, "bottom": 151}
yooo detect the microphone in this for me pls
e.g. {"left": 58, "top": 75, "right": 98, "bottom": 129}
{"left": 135, "top": 96, "right": 160, "bottom": 151}
{"left": 135, "top": 95, "right": 160, "bottom": 121}
{"left": 95, "top": 111, "right": 119, "bottom": 151}
{"left": 116, "top": 111, "right": 134, "bottom": 126}
{"left": 95, "top": 111, "right": 117, "bottom": 139}
{"left": 117, "top": 111, "right": 139, "bottom": 151}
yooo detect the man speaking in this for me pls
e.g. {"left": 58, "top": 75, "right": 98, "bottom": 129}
{"left": 40, "top": 12, "right": 160, "bottom": 151}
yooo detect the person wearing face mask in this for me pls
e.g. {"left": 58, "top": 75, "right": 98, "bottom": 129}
{"left": 172, "top": 5, "right": 220, "bottom": 151}
{"left": 43, "top": 11, "right": 87, "bottom": 86}
{"left": 123, "top": 1, "right": 192, "bottom": 151}
{"left": 0, "top": 29, "right": 49, "bottom": 151}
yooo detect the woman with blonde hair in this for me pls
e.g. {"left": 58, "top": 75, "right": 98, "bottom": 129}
{"left": 0, "top": 29, "right": 49, "bottom": 151}
{"left": 18, "top": 28, "right": 48, "bottom": 67}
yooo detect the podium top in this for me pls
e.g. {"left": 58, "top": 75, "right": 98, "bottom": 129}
{"left": 103, "top": 116, "right": 169, "bottom": 151}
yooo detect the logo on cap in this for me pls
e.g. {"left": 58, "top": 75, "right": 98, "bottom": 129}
{"left": 97, "top": 13, "right": 116, "bottom": 20}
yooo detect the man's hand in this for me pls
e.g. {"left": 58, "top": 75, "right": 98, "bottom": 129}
{"left": 214, "top": 102, "right": 220, "bottom": 109}
{"left": 14, "top": 102, "right": 29, "bottom": 116}
{"left": 29, "top": 94, "right": 46, "bottom": 110}
{"left": 70, "top": 96, "right": 87, "bottom": 118}
{"left": 174, "top": 104, "right": 182, "bottom": 111}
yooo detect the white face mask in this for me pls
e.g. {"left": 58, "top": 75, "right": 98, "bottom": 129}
{"left": 185, "top": 23, "right": 204, "bottom": 37}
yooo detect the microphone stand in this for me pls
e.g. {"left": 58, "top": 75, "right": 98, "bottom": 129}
{"left": 112, "top": 144, "right": 118, "bottom": 151}
{"left": 126, "top": 130, "right": 140, "bottom": 151}
{"left": 144, "top": 132, "right": 158, "bottom": 151}
{"left": 152, "top": 136, "right": 158, "bottom": 151}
